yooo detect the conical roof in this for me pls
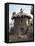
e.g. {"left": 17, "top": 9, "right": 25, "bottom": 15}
{"left": 12, "top": 8, "right": 33, "bottom": 19}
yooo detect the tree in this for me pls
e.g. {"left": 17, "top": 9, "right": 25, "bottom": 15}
{"left": 31, "top": 6, "right": 34, "bottom": 15}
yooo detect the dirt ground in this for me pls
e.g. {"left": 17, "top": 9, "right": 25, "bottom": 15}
{"left": 9, "top": 34, "right": 33, "bottom": 42}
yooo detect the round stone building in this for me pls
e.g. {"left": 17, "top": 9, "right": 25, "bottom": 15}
{"left": 11, "top": 8, "right": 33, "bottom": 41}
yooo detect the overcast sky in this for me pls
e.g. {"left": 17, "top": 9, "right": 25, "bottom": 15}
{"left": 9, "top": 4, "right": 32, "bottom": 25}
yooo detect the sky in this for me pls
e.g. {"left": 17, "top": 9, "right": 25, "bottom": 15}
{"left": 9, "top": 4, "right": 32, "bottom": 27}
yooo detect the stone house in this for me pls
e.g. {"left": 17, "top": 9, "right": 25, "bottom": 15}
{"left": 11, "top": 8, "right": 33, "bottom": 41}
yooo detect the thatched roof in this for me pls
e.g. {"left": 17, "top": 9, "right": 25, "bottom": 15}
{"left": 12, "top": 8, "right": 33, "bottom": 19}
{"left": 12, "top": 11, "right": 33, "bottom": 19}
